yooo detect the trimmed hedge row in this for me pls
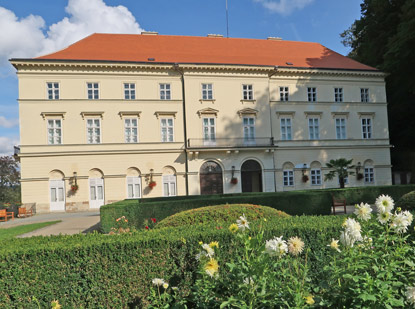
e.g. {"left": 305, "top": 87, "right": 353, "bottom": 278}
{"left": 100, "top": 185, "right": 415, "bottom": 233}
{"left": 0, "top": 215, "right": 346, "bottom": 308}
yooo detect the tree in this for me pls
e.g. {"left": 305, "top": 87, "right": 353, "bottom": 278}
{"left": 0, "top": 156, "right": 20, "bottom": 203}
{"left": 324, "top": 158, "right": 355, "bottom": 189}
{"left": 340, "top": 0, "right": 415, "bottom": 153}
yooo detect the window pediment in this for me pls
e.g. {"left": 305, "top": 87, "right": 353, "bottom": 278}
{"left": 118, "top": 111, "right": 141, "bottom": 119}
{"left": 154, "top": 111, "right": 177, "bottom": 119}
{"left": 275, "top": 111, "right": 295, "bottom": 118}
{"left": 358, "top": 112, "right": 375, "bottom": 118}
{"left": 331, "top": 112, "right": 349, "bottom": 118}
{"left": 237, "top": 108, "right": 258, "bottom": 118}
{"left": 197, "top": 108, "right": 219, "bottom": 118}
{"left": 41, "top": 112, "right": 66, "bottom": 119}
{"left": 81, "top": 111, "right": 104, "bottom": 119}
{"left": 304, "top": 111, "right": 323, "bottom": 118}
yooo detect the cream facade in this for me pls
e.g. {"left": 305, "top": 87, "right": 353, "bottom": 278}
{"left": 12, "top": 59, "right": 392, "bottom": 213}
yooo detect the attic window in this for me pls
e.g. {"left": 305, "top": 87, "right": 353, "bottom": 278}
{"left": 286, "top": 62, "right": 293, "bottom": 65}
{"left": 148, "top": 58, "right": 155, "bottom": 61}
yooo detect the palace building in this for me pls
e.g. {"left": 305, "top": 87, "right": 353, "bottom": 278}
{"left": 11, "top": 32, "right": 392, "bottom": 212}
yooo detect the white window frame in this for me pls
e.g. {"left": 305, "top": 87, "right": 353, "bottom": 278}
{"left": 279, "top": 86, "right": 289, "bottom": 102}
{"left": 87, "top": 82, "right": 99, "bottom": 100}
{"left": 202, "top": 117, "right": 216, "bottom": 145}
{"left": 160, "top": 83, "right": 171, "bottom": 100}
{"left": 124, "top": 118, "right": 139, "bottom": 143}
{"left": 334, "top": 87, "right": 343, "bottom": 102}
{"left": 47, "top": 82, "right": 59, "bottom": 100}
{"left": 160, "top": 118, "right": 174, "bottom": 142}
{"left": 307, "top": 87, "right": 316, "bottom": 102}
{"left": 162, "top": 175, "right": 177, "bottom": 197}
{"left": 283, "top": 170, "right": 294, "bottom": 186}
{"left": 47, "top": 119, "right": 63, "bottom": 145}
{"left": 335, "top": 118, "right": 347, "bottom": 139}
{"left": 364, "top": 167, "right": 374, "bottom": 183}
{"left": 308, "top": 118, "right": 320, "bottom": 140}
{"left": 242, "top": 84, "right": 253, "bottom": 100}
{"left": 202, "top": 83, "right": 213, "bottom": 100}
{"left": 280, "top": 118, "right": 292, "bottom": 141}
{"left": 86, "top": 118, "right": 101, "bottom": 144}
{"left": 361, "top": 118, "right": 372, "bottom": 139}
{"left": 360, "top": 88, "right": 369, "bottom": 102}
{"left": 310, "top": 169, "right": 322, "bottom": 185}
{"left": 124, "top": 83, "right": 136, "bottom": 100}
{"left": 49, "top": 179, "right": 65, "bottom": 211}
{"left": 126, "top": 176, "right": 141, "bottom": 198}
{"left": 243, "top": 117, "right": 255, "bottom": 143}
{"left": 89, "top": 178, "right": 105, "bottom": 208}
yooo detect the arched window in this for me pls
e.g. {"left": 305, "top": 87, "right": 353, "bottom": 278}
{"left": 200, "top": 161, "right": 223, "bottom": 195}
{"left": 310, "top": 161, "right": 322, "bottom": 186}
{"left": 364, "top": 160, "right": 375, "bottom": 184}
{"left": 282, "top": 162, "right": 294, "bottom": 187}
{"left": 241, "top": 160, "right": 262, "bottom": 192}
{"left": 126, "top": 168, "right": 141, "bottom": 198}
{"left": 89, "top": 169, "right": 104, "bottom": 208}
{"left": 162, "top": 166, "right": 177, "bottom": 197}
{"left": 49, "top": 170, "right": 65, "bottom": 211}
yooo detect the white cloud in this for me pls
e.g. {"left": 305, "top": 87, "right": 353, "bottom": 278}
{"left": 0, "top": 116, "right": 18, "bottom": 128}
{"left": 254, "top": 0, "right": 314, "bottom": 15}
{"left": 0, "top": 0, "right": 144, "bottom": 66}
{"left": 0, "top": 136, "right": 19, "bottom": 156}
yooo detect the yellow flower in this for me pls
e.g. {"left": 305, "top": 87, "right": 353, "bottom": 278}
{"left": 397, "top": 207, "right": 402, "bottom": 212}
{"left": 199, "top": 241, "right": 203, "bottom": 245}
{"left": 328, "top": 238, "right": 341, "bottom": 253}
{"left": 163, "top": 282, "right": 169, "bottom": 289}
{"left": 209, "top": 241, "right": 219, "bottom": 248}
{"left": 305, "top": 295, "right": 315, "bottom": 305}
{"left": 248, "top": 236, "right": 252, "bottom": 240}
{"left": 229, "top": 223, "right": 238, "bottom": 233}
{"left": 51, "top": 300, "right": 62, "bottom": 309}
{"left": 205, "top": 258, "right": 219, "bottom": 278}
{"left": 263, "top": 218, "right": 267, "bottom": 222}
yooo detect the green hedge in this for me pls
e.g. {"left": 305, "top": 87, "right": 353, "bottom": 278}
{"left": 100, "top": 185, "right": 415, "bottom": 233}
{"left": 0, "top": 215, "right": 346, "bottom": 308}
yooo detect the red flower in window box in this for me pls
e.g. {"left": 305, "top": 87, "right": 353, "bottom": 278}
{"left": 302, "top": 175, "right": 309, "bottom": 183}
{"left": 230, "top": 177, "right": 238, "bottom": 185}
{"left": 71, "top": 184, "right": 79, "bottom": 192}
{"left": 357, "top": 173, "right": 364, "bottom": 180}
{"left": 148, "top": 181, "right": 157, "bottom": 189}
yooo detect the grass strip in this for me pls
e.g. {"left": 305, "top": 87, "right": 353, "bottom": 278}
{"left": 0, "top": 221, "right": 61, "bottom": 241}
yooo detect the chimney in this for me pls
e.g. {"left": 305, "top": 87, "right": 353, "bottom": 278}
{"left": 141, "top": 31, "right": 158, "bottom": 35}
{"left": 267, "top": 37, "right": 283, "bottom": 41}
{"left": 207, "top": 34, "right": 224, "bottom": 38}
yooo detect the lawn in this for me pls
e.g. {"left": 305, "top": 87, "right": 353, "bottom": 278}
{"left": 0, "top": 221, "right": 61, "bottom": 241}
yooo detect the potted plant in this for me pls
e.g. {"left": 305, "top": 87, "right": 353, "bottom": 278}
{"left": 71, "top": 184, "right": 79, "bottom": 192}
{"left": 149, "top": 181, "right": 157, "bottom": 189}
{"left": 357, "top": 173, "right": 364, "bottom": 180}
{"left": 230, "top": 177, "right": 238, "bottom": 184}
{"left": 302, "top": 175, "right": 309, "bottom": 183}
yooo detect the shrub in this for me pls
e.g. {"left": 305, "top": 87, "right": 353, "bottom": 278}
{"left": 100, "top": 185, "right": 415, "bottom": 233}
{"left": 156, "top": 204, "right": 289, "bottom": 228}
{"left": 397, "top": 190, "right": 415, "bottom": 211}
{"left": 0, "top": 215, "right": 345, "bottom": 308}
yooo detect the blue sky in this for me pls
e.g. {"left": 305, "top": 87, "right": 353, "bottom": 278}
{"left": 0, "top": 0, "right": 363, "bottom": 155}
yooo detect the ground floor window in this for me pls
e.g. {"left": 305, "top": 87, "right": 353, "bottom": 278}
{"left": 163, "top": 175, "right": 177, "bottom": 197}
{"left": 127, "top": 176, "right": 141, "bottom": 198}
{"left": 310, "top": 169, "right": 322, "bottom": 185}
{"left": 364, "top": 167, "right": 374, "bottom": 183}
{"left": 283, "top": 170, "right": 294, "bottom": 186}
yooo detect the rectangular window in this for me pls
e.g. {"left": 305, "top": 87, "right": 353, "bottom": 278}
{"left": 364, "top": 167, "right": 374, "bottom": 183}
{"left": 161, "top": 118, "right": 174, "bottom": 142}
{"left": 202, "top": 83, "right": 213, "bottom": 100}
{"left": 124, "top": 118, "right": 138, "bottom": 143}
{"left": 47, "top": 119, "right": 62, "bottom": 144}
{"left": 280, "top": 118, "right": 292, "bottom": 141}
{"left": 127, "top": 176, "right": 141, "bottom": 198}
{"left": 307, "top": 87, "right": 316, "bottom": 102}
{"left": 86, "top": 118, "right": 101, "bottom": 144}
{"left": 335, "top": 118, "right": 346, "bottom": 139}
{"left": 242, "top": 84, "right": 253, "bottom": 100}
{"left": 160, "top": 83, "right": 171, "bottom": 100}
{"left": 361, "top": 88, "right": 369, "bottom": 102}
{"left": 243, "top": 117, "right": 255, "bottom": 143}
{"left": 279, "top": 86, "right": 289, "bottom": 102}
{"left": 47, "top": 82, "right": 59, "bottom": 100}
{"left": 203, "top": 117, "right": 216, "bottom": 144}
{"left": 361, "top": 118, "right": 372, "bottom": 139}
{"left": 87, "top": 83, "right": 99, "bottom": 100}
{"left": 308, "top": 118, "right": 320, "bottom": 140}
{"left": 311, "top": 169, "right": 322, "bottom": 185}
{"left": 334, "top": 88, "right": 343, "bottom": 102}
{"left": 283, "top": 170, "right": 294, "bottom": 186}
{"left": 124, "top": 83, "right": 136, "bottom": 100}
{"left": 163, "top": 175, "right": 177, "bottom": 197}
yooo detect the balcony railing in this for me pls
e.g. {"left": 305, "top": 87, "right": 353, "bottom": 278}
{"left": 187, "top": 137, "right": 275, "bottom": 148}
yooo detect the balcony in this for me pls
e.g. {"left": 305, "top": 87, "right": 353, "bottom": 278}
{"left": 187, "top": 137, "right": 275, "bottom": 149}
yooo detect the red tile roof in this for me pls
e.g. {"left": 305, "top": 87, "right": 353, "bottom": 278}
{"left": 36, "top": 33, "right": 376, "bottom": 71}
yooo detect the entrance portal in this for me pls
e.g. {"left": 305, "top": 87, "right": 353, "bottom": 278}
{"left": 200, "top": 161, "right": 223, "bottom": 195}
{"left": 241, "top": 160, "right": 262, "bottom": 192}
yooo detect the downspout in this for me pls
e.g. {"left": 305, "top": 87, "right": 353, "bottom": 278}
{"left": 174, "top": 63, "right": 189, "bottom": 195}
{"left": 268, "top": 66, "right": 279, "bottom": 192}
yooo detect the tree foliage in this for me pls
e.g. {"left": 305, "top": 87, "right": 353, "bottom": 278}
{"left": 0, "top": 155, "right": 20, "bottom": 203}
{"left": 341, "top": 0, "right": 415, "bottom": 151}
{"left": 324, "top": 158, "right": 355, "bottom": 188}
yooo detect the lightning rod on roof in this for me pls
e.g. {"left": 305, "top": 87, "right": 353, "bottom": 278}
{"left": 226, "top": 0, "right": 229, "bottom": 38}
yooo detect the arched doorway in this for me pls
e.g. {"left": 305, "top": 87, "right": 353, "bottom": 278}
{"left": 49, "top": 170, "right": 66, "bottom": 211}
{"left": 241, "top": 160, "right": 262, "bottom": 193}
{"left": 200, "top": 161, "right": 223, "bottom": 195}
